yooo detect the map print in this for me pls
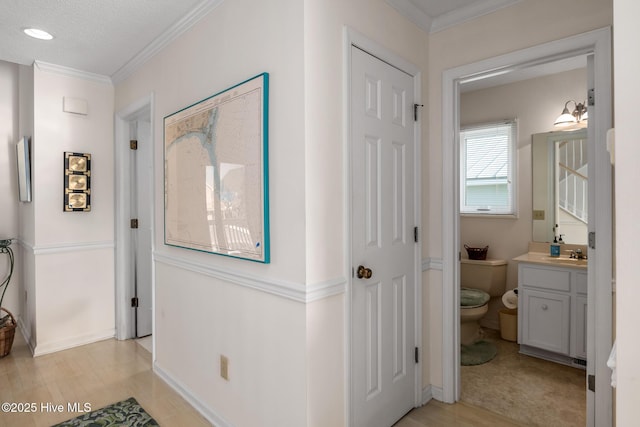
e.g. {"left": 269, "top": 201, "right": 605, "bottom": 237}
{"left": 164, "top": 74, "right": 268, "bottom": 262}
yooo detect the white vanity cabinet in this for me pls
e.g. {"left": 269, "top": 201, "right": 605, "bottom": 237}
{"left": 518, "top": 262, "right": 587, "bottom": 367}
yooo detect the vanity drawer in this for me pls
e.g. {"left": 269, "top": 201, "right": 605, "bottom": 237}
{"left": 575, "top": 271, "right": 588, "bottom": 295}
{"left": 520, "top": 265, "right": 571, "bottom": 292}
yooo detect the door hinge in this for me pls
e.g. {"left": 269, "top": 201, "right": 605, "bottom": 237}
{"left": 415, "top": 347, "right": 419, "bottom": 364}
{"left": 130, "top": 139, "right": 138, "bottom": 150}
{"left": 588, "top": 88, "right": 595, "bottom": 106}
{"left": 414, "top": 226, "right": 419, "bottom": 243}
{"left": 589, "top": 231, "right": 596, "bottom": 249}
{"left": 588, "top": 374, "right": 595, "bottom": 392}
{"left": 131, "top": 297, "right": 139, "bottom": 308}
{"left": 130, "top": 219, "right": 139, "bottom": 229}
{"left": 413, "top": 103, "right": 424, "bottom": 121}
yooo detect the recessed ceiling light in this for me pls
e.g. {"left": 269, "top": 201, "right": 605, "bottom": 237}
{"left": 23, "top": 28, "right": 54, "bottom": 40}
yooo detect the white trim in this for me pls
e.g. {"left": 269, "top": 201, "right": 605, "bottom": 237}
{"left": 154, "top": 362, "right": 232, "bottom": 427}
{"left": 154, "top": 252, "right": 307, "bottom": 303}
{"left": 422, "top": 257, "right": 443, "bottom": 271}
{"left": 385, "top": 0, "right": 433, "bottom": 34}
{"left": 32, "top": 329, "right": 115, "bottom": 357}
{"left": 342, "top": 27, "right": 354, "bottom": 427}
{"left": 421, "top": 386, "right": 433, "bottom": 405}
{"left": 111, "top": 0, "right": 225, "bottom": 84}
{"left": 306, "top": 278, "right": 347, "bottom": 303}
{"left": 17, "top": 317, "right": 35, "bottom": 356}
{"left": 34, "top": 61, "right": 112, "bottom": 85}
{"left": 430, "top": 385, "right": 445, "bottom": 402}
{"left": 346, "top": 28, "right": 420, "bottom": 76}
{"left": 19, "top": 240, "right": 114, "bottom": 255}
{"left": 431, "top": 0, "right": 523, "bottom": 33}
{"left": 385, "top": 0, "right": 522, "bottom": 34}
{"left": 421, "top": 384, "right": 444, "bottom": 405}
{"left": 441, "top": 28, "right": 613, "bottom": 424}
{"left": 344, "top": 26, "right": 423, "bottom": 425}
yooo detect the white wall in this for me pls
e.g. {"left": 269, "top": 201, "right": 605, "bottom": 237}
{"left": 17, "top": 64, "right": 34, "bottom": 344}
{"left": 116, "top": 0, "right": 431, "bottom": 424}
{"left": 0, "top": 61, "right": 20, "bottom": 317}
{"left": 426, "top": 0, "right": 612, "bottom": 388}
{"left": 613, "top": 0, "right": 640, "bottom": 424}
{"left": 115, "top": 0, "right": 308, "bottom": 425}
{"left": 460, "top": 68, "right": 587, "bottom": 327}
{"left": 28, "top": 64, "right": 115, "bottom": 354}
{"left": 303, "top": 1, "right": 430, "bottom": 421}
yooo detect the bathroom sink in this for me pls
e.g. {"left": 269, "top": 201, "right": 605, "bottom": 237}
{"left": 543, "top": 256, "right": 588, "bottom": 266}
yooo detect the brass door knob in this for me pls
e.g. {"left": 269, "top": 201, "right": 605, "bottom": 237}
{"left": 357, "top": 265, "right": 373, "bottom": 279}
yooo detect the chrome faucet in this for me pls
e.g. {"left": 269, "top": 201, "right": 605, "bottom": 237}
{"left": 569, "top": 248, "right": 587, "bottom": 260}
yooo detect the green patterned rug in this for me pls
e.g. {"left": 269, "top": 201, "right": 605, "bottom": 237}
{"left": 461, "top": 340, "right": 497, "bottom": 366}
{"left": 52, "top": 397, "right": 159, "bottom": 427}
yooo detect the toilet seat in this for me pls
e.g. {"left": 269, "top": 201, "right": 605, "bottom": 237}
{"left": 460, "top": 288, "right": 490, "bottom": 308}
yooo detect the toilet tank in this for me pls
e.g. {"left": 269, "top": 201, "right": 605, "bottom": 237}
{"left": 460, "top": 258, "right": 507, "bottom": 296}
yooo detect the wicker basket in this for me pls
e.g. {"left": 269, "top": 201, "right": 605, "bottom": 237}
{"left": 465, "top": 244, "right": 489, "bottom": 260}
{"left": 0, "top": 307, "right": 16, "bottom": 358}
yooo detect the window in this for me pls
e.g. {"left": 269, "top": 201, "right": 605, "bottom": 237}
{"left": 460, "top": 120, "right": 517, "bottom": 215}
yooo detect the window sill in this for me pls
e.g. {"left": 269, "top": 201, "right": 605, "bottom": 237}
{"left": 460, "top": 213, "right": 518, "bottom": 219}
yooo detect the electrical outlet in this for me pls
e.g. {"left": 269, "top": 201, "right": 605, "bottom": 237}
{"left": 533, "top": 210, "right": 545, "bottom": 220}
{"left": 220, "top": 355, "right": 229, "bottom": 381}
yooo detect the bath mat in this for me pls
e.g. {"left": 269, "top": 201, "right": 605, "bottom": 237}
{"left": 461, "top": 340, "right": 497, "bottom": 366}
{"left": 52, "top": 397, "right": 159, "bottom": 427}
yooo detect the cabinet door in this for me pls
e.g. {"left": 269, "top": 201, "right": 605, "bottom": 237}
{"left": 572, "top": 295, "right": 588, "bottom": 360}
{"left": 521, "top": 289, "right": 571, "bottom": 355}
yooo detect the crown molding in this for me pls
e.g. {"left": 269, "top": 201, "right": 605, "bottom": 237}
{"left": 386, "top": 0, "right": 433, "bottom": 33}
{"left": 111, "top": 0, "right": 225, "bottom": 84}
{"left": 386, "top": 0, "right": 522, "bottom": 34}
{"left": 34, "top": 61, "right": 112, "bottom": 85}
{"left": 431, "top": 0, "right": 523, "bottom": 33}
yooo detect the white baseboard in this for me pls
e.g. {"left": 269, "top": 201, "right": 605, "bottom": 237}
{"left": 420, "top": 384, "right": 445, "bottom": 406}
{"left": 153, "top": 362, "right": 232, "bottom": 427}
{"left": 421, "top": 386, "right": 433, "bottom": 405}
{"left": 32, "top": 328, "right": 115, "bottom": 357}
{"left": 430, "top": 384, "right": 445, "bottom": 402}
{"left": 16, "top": 316, "right": 36, "bottom": 355}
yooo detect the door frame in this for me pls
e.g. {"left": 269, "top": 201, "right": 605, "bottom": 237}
{"left": 343, "top": 27, "right": 423, "bottom": 425}
{"left": 114, "top": 93, "right": 156, "bottom": 345}
{"left": 441, "top": 27, "right": 612, "bottom": 426}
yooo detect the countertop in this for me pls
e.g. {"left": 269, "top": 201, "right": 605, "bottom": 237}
{"left": 513, "top": 251, "right": 587, "bottom": 269}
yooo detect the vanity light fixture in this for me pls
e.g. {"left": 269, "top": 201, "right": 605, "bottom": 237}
{"left": 554, "top": 100, "right": 588, "bottom": 127}
{"left": 23, "top": 28, "right": 54, "bottom": 40}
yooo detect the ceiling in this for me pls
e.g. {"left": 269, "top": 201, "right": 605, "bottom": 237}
{"left": 0, "top": 0, "right": 219, "bottom": 80}
{"left": 0, "top": 0, "right": 524, "bottom": 82}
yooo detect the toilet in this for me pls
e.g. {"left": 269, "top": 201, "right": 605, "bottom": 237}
{"left": 460, "top": 258, "right": 508, "bottom": 346}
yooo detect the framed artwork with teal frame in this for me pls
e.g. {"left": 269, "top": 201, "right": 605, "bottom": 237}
{"left": 163, "top": 73, "right": 270, "bottom": 263}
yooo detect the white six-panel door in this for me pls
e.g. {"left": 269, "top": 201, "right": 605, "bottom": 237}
{"left": 351, "top": 45, "right": 417, "bottom": 427}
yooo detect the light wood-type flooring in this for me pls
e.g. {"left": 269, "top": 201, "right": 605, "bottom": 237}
{"left": 0, "top": 328, "right": 582, "bottom": 426}
{"left": 0, "top": 332, "right": 210, "bottom": 427}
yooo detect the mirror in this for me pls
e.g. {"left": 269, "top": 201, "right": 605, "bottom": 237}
{"left": 532, "top": 129, "right": 587, "bottom": 244}
{"left": 16, "top": 136, "right": 32, "bottom": 202}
